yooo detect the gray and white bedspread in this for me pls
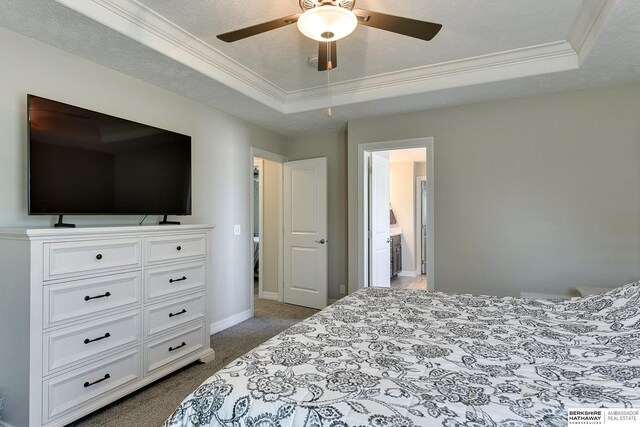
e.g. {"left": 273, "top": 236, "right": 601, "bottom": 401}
{"left": 165, "top": 282, "right": 640, "bottom": 427}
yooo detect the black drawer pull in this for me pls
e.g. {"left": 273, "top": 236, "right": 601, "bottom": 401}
{"left": 84, "top": 332, "right": 111, "bottom": 344}
{"left": 169, "top": 309, "right": 187, "bottom": 318}
{"left": 96, "top": 254, "right": 103, "bottom": 260}
{"left": 84, "top": 373, "right": 110, "bottom": 388}
{"left": 169, "top": 276, "right": 187, "bottom": 283}
{"left": 84, "top": 291, "right": 111, "bottom": 301}
{"left": 176, "top": 246, "right": 182, "bottom": 251}
{"left": 169, "top": 342, "right": 186, "bottom": 352}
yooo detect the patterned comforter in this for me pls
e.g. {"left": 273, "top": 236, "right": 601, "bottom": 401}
{"left": 165, "top": 282, "right": 640, "bottom": 427}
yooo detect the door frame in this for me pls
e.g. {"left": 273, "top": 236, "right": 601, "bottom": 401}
{"left": 249, "top": 147, "right": 288, "bottom": 316}
{"left": 415, "top": 175, "right": 427, "bottom": 277}
{"left": 357, "top": 137, "right": 434, "bottom": 291}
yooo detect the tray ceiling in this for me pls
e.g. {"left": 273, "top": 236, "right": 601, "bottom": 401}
{"left": 134, "top": 0, "right": 584, "bottom": 92}
{"left": 1, "top": 0, "right": 639, "bottom": 136}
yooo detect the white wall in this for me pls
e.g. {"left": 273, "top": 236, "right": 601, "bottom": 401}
{"left": 0, "top": 27, "right": 287, "bottom": 335}
{"left": 349, "top": 82, "right": 640, "bottom": 297}
{"left": 288, "top": 131, "right": 348, "bottom": 299}
{"left": 390, "top": 161, "right": 417, "bottom": 273}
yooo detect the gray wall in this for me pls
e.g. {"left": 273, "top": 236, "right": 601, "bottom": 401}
{"left": 0, "top": 27, "right": 288, "bottom": 329}
{"left": 348, "top": 83, "right": 640, "bottom": 297}
{"left": 288, "top": 131, "right": 349, "bottom": 299}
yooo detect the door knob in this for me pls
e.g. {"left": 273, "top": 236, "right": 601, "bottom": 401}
{"left": 315, "top": 238, "right": 327, "bottom": 244}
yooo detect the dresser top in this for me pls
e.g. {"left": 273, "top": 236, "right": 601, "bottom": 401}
{"left": 0, "top": 224, "right": 215, "bottom": 239}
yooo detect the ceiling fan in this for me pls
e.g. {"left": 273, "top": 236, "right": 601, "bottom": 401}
{"left": 217, "top": 0, "right": 442, "bottom": 72}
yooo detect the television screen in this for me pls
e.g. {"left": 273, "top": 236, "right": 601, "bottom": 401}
{"left": 28, "top": 95, "right": 192, "bottom": 215}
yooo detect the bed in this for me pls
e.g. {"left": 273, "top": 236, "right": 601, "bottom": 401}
{"left": 165, "top": 282, "right": 640, "bottom": 426}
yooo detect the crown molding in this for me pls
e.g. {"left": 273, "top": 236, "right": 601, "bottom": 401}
{"left": 55, "top": 0, "right": 289, "bottom": 112}
{"left": 55, "top": 0, "right": 615, "bottom": 115}
{"left": 568, "top": 0, "right": 617, "bottom": 65}
{"left": 284, "top": 41, "right": 578, "bottom": 113}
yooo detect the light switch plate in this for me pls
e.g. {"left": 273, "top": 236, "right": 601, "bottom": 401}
{"left": 233, "top": 225, "right": 241, "bottom": 236}
{"left": 339, "top": 284, "right": 346, "bottom": 294}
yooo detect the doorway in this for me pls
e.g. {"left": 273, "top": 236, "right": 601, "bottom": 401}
{"left": 358, "top": 138, "right": 434, "bottom": 291}
{"left": 253, "top": 159, "right": 262, "bottom": 299}
{"left": 368, "top": 148, "right": 428, "bottom": 290}
{"left": 252, "top": 156, "right": 283, "bottom": 301}
{"left": 249, "top": 148, "right": 286, "bottom": 315}
{"left": 249, "top": 149, "right": 329, "bottom": 313}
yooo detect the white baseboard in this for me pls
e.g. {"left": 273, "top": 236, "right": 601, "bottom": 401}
{"left": 210, "top": 308, "right": 253, "bottom": 335}
{"left": 261, "top": 291, "right": 279, "bottom": 301}
{"left": 520, "top": 292, "right": 570, "bottom": 300}
{"left": 398, "top": 270, "right": 420, "bottom": 277}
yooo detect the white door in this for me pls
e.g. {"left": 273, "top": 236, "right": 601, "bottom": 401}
{"left": 369, "top": 153, "right": 391, "bottom": 287}
{"left": 283, "top": 158, "right": 328, "bottom": 309}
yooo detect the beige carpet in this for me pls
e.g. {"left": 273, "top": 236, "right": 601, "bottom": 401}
{"left": 69, "top": 299, "right": 318, "bottom": 427}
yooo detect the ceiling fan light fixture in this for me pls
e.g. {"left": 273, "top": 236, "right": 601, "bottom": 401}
{"left": 297, "top": 6, "right": 357, "bottom": 42}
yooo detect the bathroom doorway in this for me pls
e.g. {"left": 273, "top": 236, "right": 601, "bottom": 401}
{"left": 367, "top": 147, "right": 428, "bottom": 290}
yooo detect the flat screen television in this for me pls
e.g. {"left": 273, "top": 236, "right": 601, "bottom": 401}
{"left": 28, "top": 95, "right": 192, "bottom": 221}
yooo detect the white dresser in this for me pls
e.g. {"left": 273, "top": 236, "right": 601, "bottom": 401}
{"left": 0, "top": 225, "right": 214, "bottom": 427}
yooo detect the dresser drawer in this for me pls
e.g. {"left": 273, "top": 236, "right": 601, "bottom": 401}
{"left": 144, "top": 323, "right": 206, "bottom": 374}
{"left": 44, "top": 238, "right": 141, "bottom": 280}
{"left": 145, "top": 234, "right": 206, "bottom": 265}
{"left": 144, "top": 293, "right": 205, "bottom": 339}
{"left": 44, "top": 272, "right": 142, "bottom": 328}
{"left": 145, "top": 261, "right": 205, "bottom": 302}
{"left": 44, "top": 310, "right": 140, "bottom": 375}
{"left": 43, "top": 349, "right": 141, "bottom": 423}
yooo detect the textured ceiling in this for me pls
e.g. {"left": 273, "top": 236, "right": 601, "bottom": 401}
{"left": 135, "top": 0, "right": 583, "bottom": 91}
{"left": 0, "top": 0, "right": 639, "bottom": 137}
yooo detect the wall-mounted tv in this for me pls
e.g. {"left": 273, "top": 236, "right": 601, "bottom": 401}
{"left": 28, "top": 95, "right": 192, "bottom": 220}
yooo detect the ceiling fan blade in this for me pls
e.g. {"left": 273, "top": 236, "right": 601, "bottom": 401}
{"left": 217, "top": 13, "right": 301, "bottom": 43}
{"left": 317, "top": 41, "right": 338, "bottom": 72}
{"left": 318, "top": 42, "right": 328, "bottom": 72}
{"left": 352, "top": 9, "right": 442, "bottom": 41}
{"left": 330, "top": 41, "right": 337, "bottom": 70}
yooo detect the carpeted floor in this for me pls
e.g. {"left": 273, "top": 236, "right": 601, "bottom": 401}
{"left": 69, "top": 299, "right": 318, "bottom": 427}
